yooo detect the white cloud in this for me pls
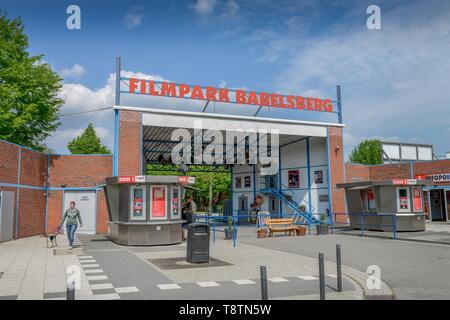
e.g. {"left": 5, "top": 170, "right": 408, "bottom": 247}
{"left": 224, "top": 0, "right": 240, "bottom": 17}
{"left": 271, "top": 1, "right": 450, "bottom": 155}
{"left": 60, "top": 64, "right": 85, "bottom": 81}
{"left": 123, "top": 7, "right": 145, "bottom": 28}
{"left": 190, "top": 0, "right": 217, "bottom": 18}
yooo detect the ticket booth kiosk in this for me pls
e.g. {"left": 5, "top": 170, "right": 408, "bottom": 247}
{"left": 337, "top": 179, "right": 434, "bottom": 232}
{"left": 104, "top": 175, "right": 195, "bottom": 245}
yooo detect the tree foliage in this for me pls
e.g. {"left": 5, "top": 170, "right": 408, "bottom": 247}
{"left": 0, "top": 11, "right": 63, "bottom": 150}
{"left": 67, "top": 123, "right": 111, "bottom": 154}
{"left": 147, "top": 164, "right": 231, "bottom": 212}
{"left": 349, "top": 139, "right": 382, "bottom": 165}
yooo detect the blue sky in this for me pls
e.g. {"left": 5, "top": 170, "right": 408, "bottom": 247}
{"left": 1, "top": 0, "right": 449, "bottom": 158}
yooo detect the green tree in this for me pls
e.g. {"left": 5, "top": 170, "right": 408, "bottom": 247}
{"left": 349, "top": 139, "right": 382, "bottom": 165}
{"left": 0, "top": 11, "right": 63, "bottom": 150}
{"left": 67, "top": 123, "right": 111, "bottom": 154}
{"left": 146, "top": 164, "right": 231, "bottom": 212}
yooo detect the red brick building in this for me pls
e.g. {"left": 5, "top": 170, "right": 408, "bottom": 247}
{"left": 0, "top": 106, "right": 347, "bottom": 239}
{"left": 346, "top": 160, "right": 450, "bottom": 222}
{"left": 0, "top": 139, "right": 112, "bottom": 239}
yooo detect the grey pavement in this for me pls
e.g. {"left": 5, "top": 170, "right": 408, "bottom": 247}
{"left": 237, "top": 225, "right": 450, "bottom": 300}
{"left": 333, "top": 221, "right": 450, "bottom": 245}
{"left": 0, "top": 234, "right": 95, "bottom": 300}
{"left": 76, "top": 234, "right": 361, "bottom": 300}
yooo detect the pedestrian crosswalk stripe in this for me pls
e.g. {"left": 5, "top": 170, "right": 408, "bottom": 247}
{"left": 232, "top": 279, "right": 256, "bottom": 285}
{"left": 197, "top": 281, "right": 220, "bottom": 287}
{"left": 268, "top": 277, "right": 289, "bottom": 283}
{"left": 297, "top": 276, "right": 318, "bottom": 280}
{"left": 157, "top": 284, "right": 181, "bottom": 290}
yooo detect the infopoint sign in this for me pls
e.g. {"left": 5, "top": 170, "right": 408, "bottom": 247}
{"left": 416, "top": 173, "right": 450, "bottom": 183}
{"left": 125, "top": 77, "right": 334, "bottom": 113}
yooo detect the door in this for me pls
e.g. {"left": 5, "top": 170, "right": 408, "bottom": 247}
{"left": 268, "top": 195, "right": 279, "bottom": 216}
{"left": 63, "top": 191, "right": 96, "bottom": 234}
{"left": 430, "top": 190, "right": 444, "bottom": 221}
{"left": 0, "top": 191, "right": 15, "bottom": 242}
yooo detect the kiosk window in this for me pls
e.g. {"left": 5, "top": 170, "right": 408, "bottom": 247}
{"left": 151, "top": 186, "right": 167, "bottom": 219}
{"left": 412, "top": 187, "right": 423, "bottom": 212}
{"left": 171, "top": 187, "right": 180, "bottom": 219}
{"left": 130, "top": 186, "right": 146, "bottom": 220}
{"left": 367, "top": 189, "right": 376, "bottom": 212}
{"left": 397, "top": 187, "right": 411, "bottom": 213}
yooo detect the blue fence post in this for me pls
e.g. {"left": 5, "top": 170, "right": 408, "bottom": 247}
{"left": 233, "top": 218, "right": 237, "bottom": 247}
{"left": 360, "top": 213, "right": 364, "bottom": 237}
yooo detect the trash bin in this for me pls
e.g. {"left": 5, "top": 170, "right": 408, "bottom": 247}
{"left": 186, "top": 223, "right": 210, "bottom": 263}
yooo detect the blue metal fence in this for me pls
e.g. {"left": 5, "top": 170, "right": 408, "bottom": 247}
{"left": 331, "top": 212, "right": 397, "bottom": 239}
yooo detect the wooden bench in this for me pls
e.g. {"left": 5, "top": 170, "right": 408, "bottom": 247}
{"left": 264, "top": 218, "right": 300, "bottom": 237}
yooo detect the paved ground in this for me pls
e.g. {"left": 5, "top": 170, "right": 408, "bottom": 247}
{"left": 4, "top": 222, "right": 448, "bottom": 300}
{"left": 238, "top": 224, "right": 450, "bottom": 300}
{"left": 76, "top": 234, "right": 359, "bottom": 300}
{"left": 0, "top": 231, "right": 362, "bottom": 300}
{"left": 333, "top": 222, "right": 450, "bottom": 245}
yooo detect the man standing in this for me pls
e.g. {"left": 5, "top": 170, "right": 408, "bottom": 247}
{"left": 186, "top": 197, "right": 197, "bottom": 223}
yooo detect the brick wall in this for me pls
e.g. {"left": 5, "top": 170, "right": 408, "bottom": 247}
{"left": 48, "top": 155, "right": 112, "bottom": 187}
{"left": 47, "top": 154, "right": 112, "bottom": 234}
{"left": 0, "top": 141, "right": 20, "bottom": 184}
{"left": 414, "top": 159, "right": 450, "bottom": 184}
{"left": 0, "top": 139, "right": 113, "bottom": 239}
{"left": 369, "top": 163, "right": 411, "bottom": 180}
{"left": 328, "top": 127, "right": 346, "bottom": 222}
{"left": 345, "top": 163, "right": 370, "bottom": 182}
{"left": 47, "top": 190, "right": 63, "bottom": 234}
{"left": 0, "top": 140, "right": 47, "bottom": 238}
{"left": 19, "top": 148, "right": 47, "bottom": 187}
{"left": 118, "top": 110, "right": 142, "bottom": 176}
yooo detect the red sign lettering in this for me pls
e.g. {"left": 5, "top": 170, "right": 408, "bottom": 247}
{"left": 126, "top": 78, "right": 334, "bottom": 113}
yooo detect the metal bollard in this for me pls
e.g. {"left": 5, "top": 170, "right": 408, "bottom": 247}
{"left": 66, "top": 280, "right": 75, "bottom": 300}
{"left": 260, "top": 265, "right": 268, "bottom": 300}
{"left": 336, "top": 244, "right": 342, "bottom": 292}
{"left": 319, "top": 252, "right": 325, "bottom": 300}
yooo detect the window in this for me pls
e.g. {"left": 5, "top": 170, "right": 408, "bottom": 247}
{"left": 150, "top": 186, "right": 167, "bottom": 220}
{"left": 396, "top": 187, "right": 411, "bottom": 213}
{"left": 170, "top": 186, "right": 181, "bottom": 219}
{"left": 130, "top": 186, "right": 146, "bottom": 221}
{"left": 244, "top": 176, "right": 251, "bottom": 188}
{"left": 235, "top": 177, "right": 242, "bottom": 189}
{"left": 412, "top": 187, "right": 423, "bottom": 212}
{"left": 367, "top": 189, "right": 376, "bottom": 212}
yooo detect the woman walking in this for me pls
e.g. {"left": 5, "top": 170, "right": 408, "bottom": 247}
{"left": 60, "top": 201, "right": 83, "bottom": 249}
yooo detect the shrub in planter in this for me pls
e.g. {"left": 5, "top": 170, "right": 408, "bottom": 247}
{"left": 296, "top": 226, "right": 307, "bottom": 236}
{"left": 257, "top": 228, "right": 267, "bottom": 238}
{"left": 316, "top": 213, "right": 329, "bottom": 235}
{"left": 225, "top": 217, "right": 236, "bottom": 239}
